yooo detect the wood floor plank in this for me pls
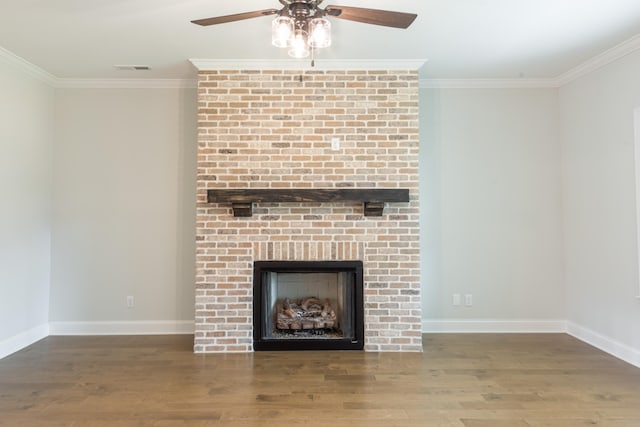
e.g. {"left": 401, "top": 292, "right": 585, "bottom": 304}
{"left": 0, "top": 334, "right": 639, "bottom": 426}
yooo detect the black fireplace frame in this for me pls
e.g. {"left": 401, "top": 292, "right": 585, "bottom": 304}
{"left": 253, "top": 260, "right": 364, "bottom": 351}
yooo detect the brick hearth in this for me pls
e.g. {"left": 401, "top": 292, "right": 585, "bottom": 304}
{"left": 194, "top": 67, "right": 421, "bottom": 352}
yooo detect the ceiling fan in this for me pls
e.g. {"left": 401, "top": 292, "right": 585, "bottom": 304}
{"left": 191, "top": 0, "right": 417, "bottom": 59}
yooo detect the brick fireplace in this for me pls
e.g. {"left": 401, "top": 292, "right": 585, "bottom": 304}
{"left": 193, "top": 62, "right": 422, "bottom": 352}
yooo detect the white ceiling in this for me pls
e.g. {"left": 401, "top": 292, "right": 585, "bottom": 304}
{"left": 1, "top": 0, "right": 640, "bottom": 80}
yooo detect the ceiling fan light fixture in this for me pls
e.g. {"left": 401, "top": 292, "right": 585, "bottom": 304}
{"left": 192, "top": 2, "right": 417, "bottom": 61}
{"left": 288, "top": 29, "right": 310, "bottom": 58}
{"left": 271, "top": 16, "right": 294, "bottom": 47}
{"left": 308, "top": 17, "right": 331, "bottom": 49}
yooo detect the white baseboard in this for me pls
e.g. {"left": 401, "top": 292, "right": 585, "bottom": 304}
{"left": 566, "top": 321, "right": 640, "bottom": 368}
{"left": 0, "top": 323, "right": 50, "bottom": 360}
{"left": 3, "top": 320, "right": 638, "bottom": 370}
{"left": 422, "top": 319, "right": 640, "bottom": 369}
{"left": 49, "top": 321, "right": 194, "bottom": 336}
{"left": 422, "top": 319, "right": 567, "bottom": 333}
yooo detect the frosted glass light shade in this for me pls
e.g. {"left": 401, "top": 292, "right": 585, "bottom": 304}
{"left": 288, "top": 29, "right": 310, "bottom": 58}
{"left": 308, "top": 18, "right": 331, "bottom": 49}
{"left": 272, "top": 16, "right": 294, "bottom": 48}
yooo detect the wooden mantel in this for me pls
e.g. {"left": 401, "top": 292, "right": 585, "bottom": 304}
{"left": 207, "top": 188, "right": 410, "bottom": 217}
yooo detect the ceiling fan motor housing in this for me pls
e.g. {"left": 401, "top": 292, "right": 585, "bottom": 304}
{"left": 288, "top": 1, "right": 321, "bottom": 19}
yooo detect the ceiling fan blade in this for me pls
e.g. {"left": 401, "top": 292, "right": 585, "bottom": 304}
{"left": 325, "top": 5, "right": 417, "bottom": 29}
{"left": 191, "top": 9, "right": 279, "bottom": 26}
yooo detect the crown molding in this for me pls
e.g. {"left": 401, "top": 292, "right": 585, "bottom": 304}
{"left": 0, "top": 46, "right": 197, "bottom": 89}
{"left": 420, "top": 33, "right": 640, "bottom": 89}
{"left": 0, "top": 46, "right": 58, "bottom": 86}
{"left": 4, "top": 31, "right": 640, "bottom": 91}
{"left": 54, "top": 78, "right": 197, "bottom": 89}
{"left": 555, "top": 33, "right": 640, "bottom": 86}
{"left": 190, "top": 58, "right": 428, "bottom": 71}
{"left": 420, "top": 78, "right": 558, "bottom": 89}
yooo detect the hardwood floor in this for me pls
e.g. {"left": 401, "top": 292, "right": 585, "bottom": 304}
{"left": 1, "top": 334, "right": 639, "bottom": 426}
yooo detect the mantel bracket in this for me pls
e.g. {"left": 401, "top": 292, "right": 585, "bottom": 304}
{"left": 230, "top": 202, "right": 253, "bottom": 217}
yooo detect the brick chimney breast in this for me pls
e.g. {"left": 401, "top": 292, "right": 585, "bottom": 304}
{"left": 194, "top": 69, "right": 421, "bottom": 352}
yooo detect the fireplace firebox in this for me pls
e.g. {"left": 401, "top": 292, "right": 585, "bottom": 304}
{"left": 253, "top": 261, "right": 364, "bottom": 351}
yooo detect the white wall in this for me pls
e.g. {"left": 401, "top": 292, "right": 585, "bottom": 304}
{"left": 0, "top": 55, "right": 54, "bottom": 356}
{"left": 559, "top": 49, "right": 640, "bottom": 364}
{"left": 420, "top": 87, "right": 566, "bottom": 331}
{"left": 50, "top": 87, "right": 197, "bottom": 333}
{"left": 2, "top": 40, "right": 638, "bottom": 364}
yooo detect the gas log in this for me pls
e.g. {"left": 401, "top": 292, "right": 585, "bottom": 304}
{"left": 276, "top": 297, "right": 337, "bottom": 331}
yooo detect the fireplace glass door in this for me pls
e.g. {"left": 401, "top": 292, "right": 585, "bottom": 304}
{"left": 253, "top": 261, "right": 364, "bottom": 350}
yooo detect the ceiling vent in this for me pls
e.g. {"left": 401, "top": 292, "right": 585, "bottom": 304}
{"left": 114, "top": 65, "right": 151, "bottom": 71}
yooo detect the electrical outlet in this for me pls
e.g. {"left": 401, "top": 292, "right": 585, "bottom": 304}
{"left": 465, "top": 294, "right": 473, "bottom": 307}
{"left": 331, "top": 137, "right": 340, "bottom": 151}
{"left": 126, "top": 296, "right": 134, "bottom": 308}
{"left": 452, "top": 294, "right": 461, "bottom": 306}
